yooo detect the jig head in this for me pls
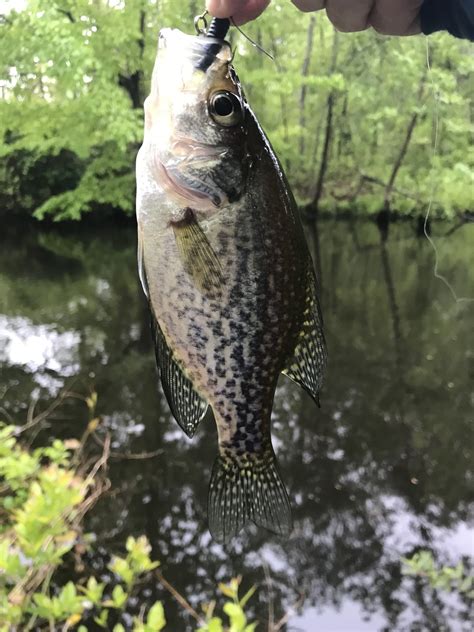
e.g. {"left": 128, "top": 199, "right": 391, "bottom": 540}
{"left": 194, "top": 9, "right": 230, "bottom": 40}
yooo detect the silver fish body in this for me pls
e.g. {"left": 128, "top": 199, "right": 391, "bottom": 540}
{"left": 136, "top": 28, "right": 326, "bottom": 542}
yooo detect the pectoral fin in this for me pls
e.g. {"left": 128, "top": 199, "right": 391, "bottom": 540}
{"left": 172, "top": 211, "right": 224, "bottom": 296}
{"left": 282, "top": 264, "right": 327, "bottom": 405}
{"left": 152, "top": 319, "right": 209, "bottom": 438}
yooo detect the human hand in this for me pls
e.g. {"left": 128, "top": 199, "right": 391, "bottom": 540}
{"left": 206, "top": 0, "right": 423, "bottom": 35}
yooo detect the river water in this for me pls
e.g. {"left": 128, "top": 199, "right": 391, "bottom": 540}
{"left": 1, "top": 219, "right": 472, "bottom": 631}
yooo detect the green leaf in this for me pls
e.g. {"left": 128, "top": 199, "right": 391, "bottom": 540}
{"left": 458, "top": 576, "right": 473, "bottom": 593}
{"left": 109, "top": 556, "right": 134, "bottom": 587}
{"left": 126, "top": 535, "right": 160, "bottom": 573}
{"left": 239, "top": 585, "right": 256, "bottom": 608}
{"left": 58, "top": 581, "right": 79, "bottom": 612}
{"left": 111, "top": 584, "right": 128, "bottom": 609}
{"left": 84, "top": 576, "right": 105, "bottom": 604}
{"left": 146, "top": 601, "right": 166, "bottom": 631}
{"left": 32, "top": 593, "right": 54, "bottom": 618}
{"left": 94, "top": 609, "right": 109, "bottom": 628}
{"left": 223, "top": 602, "right": 246, "bottom": 631}
{"left": 219, "top": 582, "right": 236, "bottom": 599}
{"left": 207, "top": 618, "right": 224, "bottom": 632}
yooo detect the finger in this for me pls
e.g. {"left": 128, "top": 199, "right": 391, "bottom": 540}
{"left": 369, "top": 0, "right": 422, "bottom": 35}
{"left": 325, "top": 0, "right": 373, "bottom": 32}
{"left": 206, "top": 0, "right": 246, "bottom": 18}
{"left": 231, "top": 0, "right": 271, "bottom": 25}
{"left": 292, "top": 0, "right": 326, "bottom": 12}
{"left": 206, "top": 0, "right": 270, "bottom": 24}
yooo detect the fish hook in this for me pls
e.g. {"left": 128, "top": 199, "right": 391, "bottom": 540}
{"left": 195, "top": 9, "right": 231, "bottom": 40}
{"left": 194, "top": 9, "right": 209, "bottom": 35}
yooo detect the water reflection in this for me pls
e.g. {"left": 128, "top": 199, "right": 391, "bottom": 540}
{"left": 0, "top": 315, "right": 80, "bottom": 376}
{"left": 0, "top": 220, "right": 472, "bottom": 631}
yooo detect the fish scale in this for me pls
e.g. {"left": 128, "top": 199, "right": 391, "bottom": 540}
{"left": 136, "top": 27, "right": 327, "bottom": 543}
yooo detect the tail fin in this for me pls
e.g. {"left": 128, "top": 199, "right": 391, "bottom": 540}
{"left": 208, "top": 452, "right": 292, "bottom": 543}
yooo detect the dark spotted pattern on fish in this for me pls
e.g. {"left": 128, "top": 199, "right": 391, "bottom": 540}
{"left": 136, "top": 28, "right": 327, "bottom": 542}
{"left": 144, "top": 123, "right": 305, "bottom": 458}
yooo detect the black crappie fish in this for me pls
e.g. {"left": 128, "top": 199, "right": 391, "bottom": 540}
{"left": 135, "top": 27, "right": 327, "bottom": 543}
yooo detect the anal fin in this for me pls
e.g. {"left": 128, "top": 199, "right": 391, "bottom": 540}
{"left": 152, "top": 318, "right": 208, "bottom": 438}
{"left": 138, "top": 232, "right": 208, "bottom": 438}
{"left": 283, "top": 264, "right": 327, "bottom": 405}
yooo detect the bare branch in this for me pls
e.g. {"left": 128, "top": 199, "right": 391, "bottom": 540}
{"left": 57, "top": 8, "right": 75, "bottom": 23}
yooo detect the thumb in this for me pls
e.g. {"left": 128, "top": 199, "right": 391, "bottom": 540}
{"left": 206, "top": 1, "right": 245, "bottom": 17}
{"left": 206, "top": 0, "right": 270, "bottom": 24}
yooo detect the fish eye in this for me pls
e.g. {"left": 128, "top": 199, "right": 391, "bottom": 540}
{"left": 209, "top": 91, "right": 243, "bottom": 127}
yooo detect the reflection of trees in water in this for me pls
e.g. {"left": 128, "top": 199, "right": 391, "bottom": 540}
{"left": 1, "top": 221, "right": 473, "bottom": 631}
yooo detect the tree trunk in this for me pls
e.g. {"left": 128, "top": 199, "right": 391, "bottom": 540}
{"left": 310, "top": 30, "right": 339, "bottom": 215}
{"left": 118, "top": 9, "right": 146, "bottom": 109}
{"left": 308, "top": 111, "right": 324, "bottom": 197}
{"left": 311, "top": 92, "right": 334, "bottom": 214}
{"left": 299, "top": 15, "right": 316, "bottom": 155}
{"left": 268, "top": 28, "right": 290, "bottom": 166}
{"left": 383, "top": 72, "right": 427, "bottom": 211}
{"left": 379, "top": 235, "right": 403, "bottom": 376}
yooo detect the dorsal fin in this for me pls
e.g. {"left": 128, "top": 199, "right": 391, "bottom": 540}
{"left": 282, "top": 263, "right": 327, "bottom": 405}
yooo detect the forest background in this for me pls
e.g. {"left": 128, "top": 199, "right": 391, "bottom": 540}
{"left": 0, "top": 0, "right": 472, "bottom": 221}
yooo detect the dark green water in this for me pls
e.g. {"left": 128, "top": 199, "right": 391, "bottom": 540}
{"left": 1, "top": 219, "right": 473, "bottom": 631}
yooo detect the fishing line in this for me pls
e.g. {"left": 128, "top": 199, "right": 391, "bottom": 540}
{"left": 423, "top": 39, "right": 473, "bottom": 303}
{"left": 195, "top": 12, "right": 273, "bottom": 60}
{"left": 230, "top": 17, "right": 274, "bottom": 60}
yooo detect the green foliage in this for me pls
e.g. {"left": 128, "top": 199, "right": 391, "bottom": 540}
{"left": 0, "top": 1, "right": 472, "bottom": 219}
{"left": 0, "top": 422, "right": 163, "bottom": 629}
{"left": 402, "top": 551, "right": 474, "bottom": 598}
{"left": 109, "top": 535, "right": 160, "bottom": 588}
{"left": 0, "top": 423, "right": 257, "bottom": 630}
{"left": 0, "top": 0, "right": 144, "bottom": 219}
{"left": 198, "top": 578, "right": 257, "bottom": 632}
{"left": 0, "top": 423, "right": 91, "bottom": 628}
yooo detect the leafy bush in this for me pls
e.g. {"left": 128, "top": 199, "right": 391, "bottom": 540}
{"left": 0, "top": 424, "right": 256, "bottom": 631}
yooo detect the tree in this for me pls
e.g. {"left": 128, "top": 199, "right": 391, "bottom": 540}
{"left": 0, "top": 1, "right": 472, "bottom": 220}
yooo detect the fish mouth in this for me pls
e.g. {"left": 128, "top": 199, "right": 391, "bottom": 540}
{"left": 158, "top": 28, "right": 231, "bottom": 71}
